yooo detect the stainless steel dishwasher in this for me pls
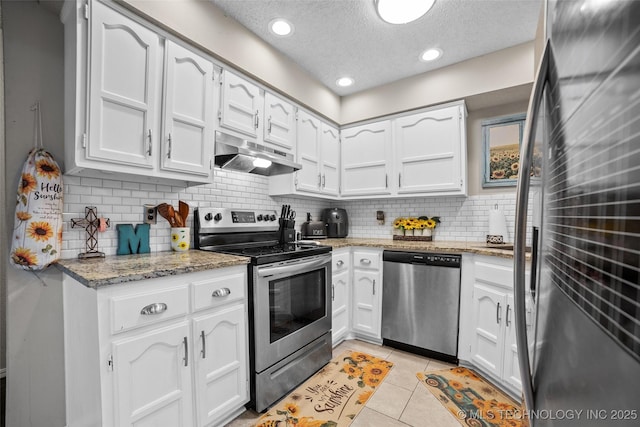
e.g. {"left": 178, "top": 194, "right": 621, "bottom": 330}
{"left": 382, "top": 251, "right": 461, "bottom": 363}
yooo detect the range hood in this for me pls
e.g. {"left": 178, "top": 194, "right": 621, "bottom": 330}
{"left": 214, "top": 131, "right": 301, "bottom": 176}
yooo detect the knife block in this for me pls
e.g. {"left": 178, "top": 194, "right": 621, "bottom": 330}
{"left": 278, "top": 218, "right": 296, "bottom": 243}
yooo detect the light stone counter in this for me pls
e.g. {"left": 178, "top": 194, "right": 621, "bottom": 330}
{"left": 56, "top": 250, "right": 250, "bottom": 289}
{"left": 317, "top": 238, "right": 524, "bottom": 259}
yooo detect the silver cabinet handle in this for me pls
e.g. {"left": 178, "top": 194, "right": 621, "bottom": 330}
{"left": 331, "top": 284, "right": 335, "bottom": 301}
{"left": 372, "top": 279, "right": 376, "bottom": 295}
{"left": 183, "top": 336, "right": 188, "bottom": 367}
{"left": 496, "top": 302, "right": 501, "bottom": 324}
{"left": 167, "top": 133, "right": 172, "bottom": 158}
{"left": 515, "top": 39, "right": 552, "bottom": 413}
{"left": 212, "top": 287, "right": 231, "bottom": 298}
{"left": 318, "top": 173, "right": 322, "bottom": 188}
{"left": 267, "top": 116, "right": 272, "bottom": 133}
{"left": 360, "top": 258, "right": 371, "bottom": 265}
{"left": 506, "top": 304, "right": 511, "bottom": 327}
{"left": 399, "top": 173, "right": 401, "bottom": 188}
{"left": 322, "top": 174, "right": 326, "bottom": 188}
{"left": 255, "top": 110, "right": 259, "bottom": 128}
{"left": 336, "top": 260, "right": 344, "bottom": 267}
{"left": 147, "top": 129, "right": 152, "bottom": 156}
{"left": 385, "top": 174, "right": 388, "bottom": 188}
{"left": 200, "top": 330, "right": 206, "bottom": 359}
{"left": 140, "top": 302, "right": 167, "bottom": 315}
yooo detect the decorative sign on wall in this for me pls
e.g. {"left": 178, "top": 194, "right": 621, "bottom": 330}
{"left": 116, "top": 224, "right": 151, "bottom": 255}
{"left": 482, "top": 113, "right": 527, "bottom": 188}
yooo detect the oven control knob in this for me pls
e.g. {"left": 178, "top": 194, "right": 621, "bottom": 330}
{"left": 269, "top": 214, "right": 276, "bottom": 221}
{"left": 257, "top": 214, "right": 263, "bottom": 221}
{"left": 213, "top": 213, "right": 222, "bottom": 221}
{"left": 204, "top": 213, "right": 213, "bottom": 221}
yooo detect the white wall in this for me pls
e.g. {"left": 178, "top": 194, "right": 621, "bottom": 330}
{"left": 3, "top": 2, "right": 66, "bottom": 425}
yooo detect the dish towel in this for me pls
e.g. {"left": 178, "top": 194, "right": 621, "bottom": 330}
{"left": 10, "top": 102, "right": 64, "bottom": 270}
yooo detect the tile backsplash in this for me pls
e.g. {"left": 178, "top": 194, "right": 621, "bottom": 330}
{"left": 62, "top": 171, "right": 529, "bottom": 258}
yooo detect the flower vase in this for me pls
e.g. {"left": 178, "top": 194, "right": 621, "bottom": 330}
{"left": 393, "top": 228, "right": 404, "bottom": 237}
{"left": 405, "top": 229, "right": 414, "bottom": 237}
{"left": 170, "top": 227, "right": 190, "bottom": 251}
{"left": 424, "top": 228, "right": 433, "bottom": 238}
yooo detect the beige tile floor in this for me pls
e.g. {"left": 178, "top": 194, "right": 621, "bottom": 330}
{"left": 225, "top": 339, "right": 461, "bottom": 427}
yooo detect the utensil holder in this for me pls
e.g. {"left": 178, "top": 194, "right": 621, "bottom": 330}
{"left": 170, "top": 227, "right": 190, "bottom": 251}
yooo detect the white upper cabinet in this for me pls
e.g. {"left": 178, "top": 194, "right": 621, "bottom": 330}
{"left": 161, "top": 40, "right": 214, "bottom": 176}
{"left": 263, "top": 92, "right": 295, "bottom": 151}
{"left": 320, "top": 123, "right": 340, "bottom": 197}
{"left": 295, "top": 110, "right": 322, "bottom": 193}
{"left": 394, "top": 105, "right": 465, "bottom": 194}
{"left": 64, "top": 1, "right": 216, "bottom": 184}
{"left": 341, "top": 120, "right": 393, "bottom": 197}
{"left": 219, "top": 70, "right": 262, "bottom": 139}
{"left": 88, "top": 0, "right": 160, "bottom": 168}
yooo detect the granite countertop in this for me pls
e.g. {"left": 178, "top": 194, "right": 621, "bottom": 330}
{"left": 57, "top": 239, "right": 523, "bottom": 289}
{"left": 56, "top": 250, "right": 250, "bottom": 289}
{"left": 317, "top": 238, "right": 523, "bottom": 259}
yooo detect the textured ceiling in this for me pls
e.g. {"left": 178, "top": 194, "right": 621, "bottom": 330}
{"left": 211, "top": 0, "right": 542, "bottom": 96}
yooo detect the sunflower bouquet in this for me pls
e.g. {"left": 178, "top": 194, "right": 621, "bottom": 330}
{"left": 393, "top": 215, "right": 441, "bottom": 241}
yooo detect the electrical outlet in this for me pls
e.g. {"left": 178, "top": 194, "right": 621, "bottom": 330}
{"left": 143, "top": 204, "right": 157, "bottom": 224}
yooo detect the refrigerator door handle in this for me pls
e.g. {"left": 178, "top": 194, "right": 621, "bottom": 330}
{"left": 515, "top": 39, "right": 553, "bottom": 413}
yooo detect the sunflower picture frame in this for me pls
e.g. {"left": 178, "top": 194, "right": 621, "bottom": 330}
{"left": 481, "top": 113, "right": 526, "bottom": 188}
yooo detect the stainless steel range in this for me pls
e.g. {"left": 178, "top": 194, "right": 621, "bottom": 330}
{"left": 194, "top": 207, "right": 333, "bottom": 412}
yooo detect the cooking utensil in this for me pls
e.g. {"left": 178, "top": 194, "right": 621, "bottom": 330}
{"left": 167, "top": 205, "right": 177, "bottom": 227}
{"left": 174, "top": 211, "right": 184, "bottom": 228}
{"left": 157, "top": 203, "right": 172, "bottom": 224}
{"left": 179, "top": 200, "right": 189, "bottom": 225}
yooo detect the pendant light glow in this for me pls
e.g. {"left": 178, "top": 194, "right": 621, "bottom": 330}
{"left": 420, "top": 48, "right": 442, "bottom": 62}
{"left": 269, "top": 18, "right": 293, "bottom": 36}
{"left": 375, "top": 0, "right": 435, "bottom": 24}
{"left": 336, "top": 77, "right": 354, "bottom": 87}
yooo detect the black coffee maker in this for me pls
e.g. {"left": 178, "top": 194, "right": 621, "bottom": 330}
{"left": 322, "top": 208, "right": 348, "bottom": 238}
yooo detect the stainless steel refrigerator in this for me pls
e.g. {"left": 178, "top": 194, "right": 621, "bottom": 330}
{"left": 514, "top": 0, "right": 640, "bottom": 425}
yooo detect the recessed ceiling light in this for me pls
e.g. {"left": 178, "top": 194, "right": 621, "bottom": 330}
{"left": 336, "top": 77, "right": 354, "bottom": 87}
{"left": 375, "top": 0, "right": 435, "bottom": 25}
{"left": 420, "top": 48, "right": 442, "bottom": 62}
{"left": 269, "top": 18, "right": 293, "bottom": 36}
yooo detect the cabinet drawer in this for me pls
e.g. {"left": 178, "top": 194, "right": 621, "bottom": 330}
{"left": 353, "top": 250, "right": 380, "bottom": 270}
{"left": 191, "top": 272, "right": 246, "bottom": 312}
{"left": 333, "top": 252, "right": 350, "bottom": 273}
{"left": 110, "top": 285, "right": 189, "bottom": 334}
{"left": 474, "top": 260, "right": 513, "bottom": 289}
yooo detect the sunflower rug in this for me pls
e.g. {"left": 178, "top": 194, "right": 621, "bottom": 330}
{"left": 255, "top": 351, "right": 394, "bottom": 427}
{"left": 416, "top": 367, "right": 529, "bottom": 427}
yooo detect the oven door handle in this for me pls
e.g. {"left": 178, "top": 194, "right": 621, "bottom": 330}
{"left": 258, "top": 255, "right": 330, "bottom": 278}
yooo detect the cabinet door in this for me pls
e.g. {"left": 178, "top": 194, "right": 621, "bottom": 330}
{"left": 193, "top": 305, "right": 248, "bottom": 427}
{"left": 502, "top": 294, "right": 522, "bottom": 393}
{"left": 470, "top": 283, "right": 507, "bottom": 379}
{"left": 394, "top": 106, "right": 463, "bottom": 194}
{"left": 88, "top": 1, "right": 159, "bottom": 168}
{"left": 219, "top": 70, "right": 261, "bottom": 138}
{"left": 341, "top": 121, "right": 392, "bottom": 196}
{"left": 351, "top": 269, "right": 381, "bottom": 339}
{"left": 112, "top": 321, "right": 194, "bottom": 427}
{"left": 161, "top": 41, "right": 214, "bottom": 176}
{"left": 295, "top": 110, "right": 322, "bottom": 193}
{"left": 332, "top": 268, "right": 350, "bottom": 345}
{"left": 321, "top": 123, "right": 340, "bottom": 196}
{"left": 264, "top": 92, "right": 295, "bottom": 151}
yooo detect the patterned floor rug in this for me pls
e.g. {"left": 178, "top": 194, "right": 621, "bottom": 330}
{"left": 256, "top": 351, "right": 394, "bottom": 427}
{"left": 416, "top": 367, "right": 529, "bottom": 427}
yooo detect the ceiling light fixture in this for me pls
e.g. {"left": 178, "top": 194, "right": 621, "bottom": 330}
{"left": 420, "top": 48, "right": 442, "bottom": 62}
{"left": 375, "top": 0, "right": 435, "bottom": 25}
{"left": 336, "top": 77, "right": 354, "bottom": 87}
{"left": 269, "top": 18, "right": 293, "bottom": 36}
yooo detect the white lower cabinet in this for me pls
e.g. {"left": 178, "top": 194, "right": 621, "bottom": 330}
{"left": 112, "top": 321, "right": 195, "bottom": 427}
{"left": 193, "top": 305, "right": 248, "bottom": 426}
{"left": 460, "top": 254, "right": 526, "bottom": 396}
{"left": 351, "top": 249, "right": 383, "bottom": 341}
{"left": 63, "top": 265, "right": 249, "bottom": 427}
{"left": 331, "top": 249, "right": 350, "bottom": 345}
